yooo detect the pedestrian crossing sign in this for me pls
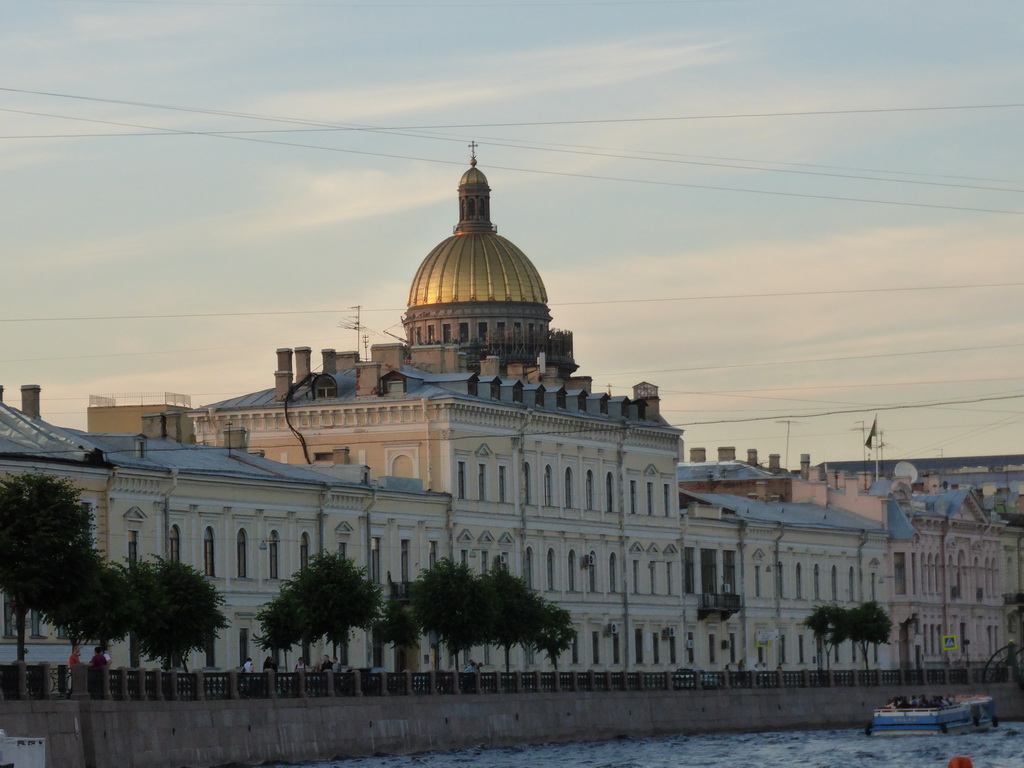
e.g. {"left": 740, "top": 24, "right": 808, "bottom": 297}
{"left": 941, "top": 635, "right": 958, "bottom": 652}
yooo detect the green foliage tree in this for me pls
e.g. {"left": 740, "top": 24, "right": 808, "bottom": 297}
{"left": 803, "top": 603, "right": 848, "bottom": 669}
{"left": 126, "top": 557, "right": 227, "bottom": 670}
{"left": 533, "top": 602, "right": 576, "bottom": 669}
{"left": 281, "top": 551, "right": 381, "bottom": 649}
{"left": 410, "top": 558, "right": 497, "bottom": 668}
{"left": 0, "top": 473, "right": 96, "bottom": 660}
{"left": 847, "top": 601, "right": 893, "bottom": 669}
{"left": 255, "top": 585, "right": 304, "bottom": 663}
{"left": 43, "top": 556, "right": 136, "bottom": 652}
{"left": 483, "top": 565, "right": 545, "bottom": 671}
{"left": 374, "top": 600, "right": 421, "bottom": 652}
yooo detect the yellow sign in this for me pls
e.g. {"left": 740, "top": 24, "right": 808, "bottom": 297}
{"left": 941, "top": 634, "right": 958, "bottom": 652}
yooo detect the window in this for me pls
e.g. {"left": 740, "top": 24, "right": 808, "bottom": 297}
{"left": 498, "top": 466, "right": 507, "bottom": 503}
{"left": 635, "top": 627, "right": 644, "bottom": 664}
{"left": 523, "top": 463, "right": 532, "bottom": 505}
{"left": 831, "top": 565, "right": 838, "bottom": 600}
{"left": 371, "top": 537, "right": 381, "bottom": 583}
{"left": 592, "top": 631, "right": 600, "bottom": 665}
{"left": 477, "top": 464, "right": 486, "bottom": 500}
{"left": 457, "top": 461, "right": 466, "bottom": 500}
{"left": 646, "top": 482, "right": 654, "bottom": 515}
{"left": 605, "top": 472, "right": 614, "bottom": 513}
{"left": 754, "top": 565, "right": 761, "bottom": 597}
{"left": 894, "top": 552, "right": 906, "bottom": 595}
{"left": 564, "top": 468, "right": 573, "bottom": 508}
{"left": 632, "top": 559, "right": 640, "bottom": 593}
{"left": 663, "top": 483, "right": 671, "bottom": 517}
{"left": 648, "top": 561, "right": 656, "bottom": 594}
{"left": 613, "top": 634, "right": 620, "bottom": 665}
{"left": 813, "top": 564, "right": 821, "bottom": 600}
{"left": 128, "top": 530, "right": 139, "bottom": 563}
{"left": 669, "top": 634, "right": 677, "bottom": 665}
{"left": 683, "top": 547, "right": 695, "bottom": 594}
{"left": 543, "top": 466, "right": 553, "bottom": 506}
{"left": 400, "top": 539, "right": 411, "bottom": 582}
{"left": 848, "top": 566, "right": 855, "bottom": 601}
{"left": 268, "top": 530, "right": 280, "bottom": 579}
{"left": 525, "top": 547, "right": 533, "bottom": 588}
{"left": 546, "top": 548, "right": 555, "bottom": 591}
{"left": 585, "top": 470, "right": 594, "bottom": 510}
{"left": 429, "top": 540, "right": 437, "bottom": 569}
{"left": 237, "top": 529, "right": 248, "bottom": 578}
{"left": 588, "top": 551, "right": 597, "bottom": 591}
{"left": 722, "top": 550, "right": 736, "bottom": 592}
{"left": 609, "top": 552, "right": 617, "bottom": 593}
{"left": 300, "top": 533, "right": 310, "bottom": 571}
{"left": 169, "top": 525, "right": 181, "bottom": 563}
{"left": 795, "top": 563, "right": 803, "bottom": 599}
{"left": 700, "top": 548, "right": 717, "bottom": 593}
{"left": 775, "top": 562, "right": 784, "bottom": 598}
{"left": 203, "top": 527, "right": 216, "bottom": 577}
{"left": 686, "top": 632, "right": 695, "bottom": 664}
{"left": 708, "top": 633, "right": 716, "bottom": 665}
{"left": 629, "top": 480, "right": 637, "bottom": 514}
{"left": 567, "top": 551, "right": 576, "bottom": 591}
{"left": 652, "top": 632, "right": 660, "bottom": 665}
{"left": 666, "top": 561, "right": 674, "bottom": 596}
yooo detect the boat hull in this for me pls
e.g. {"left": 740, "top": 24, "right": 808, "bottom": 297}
{"left": 867, "top": 695, "right": 996, "bottom": 737}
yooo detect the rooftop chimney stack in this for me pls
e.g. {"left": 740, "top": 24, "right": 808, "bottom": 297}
{"left": 276, "top": 347, "right": 293, "bottom": 374}
{"left": 690, "top": 447, "right": 707, "bottom": 463}
{"left": 747, "top": 448, "right": 759, "bottom": 466}
{"left": 20, "top": 385, "right": 40, "bottom": 419}
{"left": 768, "top": 454, "right": 781, "bottom": 473}
{"left": 718, "top": 446, "right": 736, "bottom": 462}
{"left": 295, "top": 346, "right": 312, "bottom": 381}
{"left": 321, "top": 349, "right": 338, "bottom": 375}
{"left": 800, "top": 454, "right": 811, "bottom": 480}
{"left": 274, "top": 371, "right": 292, "bottom": 402}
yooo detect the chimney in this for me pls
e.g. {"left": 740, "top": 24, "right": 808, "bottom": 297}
{"left": 295, "top": 346, "right": 312, "bottom": 381}
{"left": 0, "top": 385, "right": 4, "bottom": 403}
{"left": 20, "top": 385, "right": 41, "bottom": 419}
{"left": 223, "top": 426, "right": 250, "bottom": 450}
{"left": 747, "top": 448, "right": 759, "bottom": 466}
{"left": 274, "top": 371, "right": 292, "bottom": 402}
{"left": 333, "top": 446, "right": 351, "bottom": 465}
{"left": 336, "top": 351, "right": 359, "bottom": 371}
{"left": 321, "top": 349, "right": 338, "bottom": 375}
{"left": 141, "top": 413, "right": 167, "bottom": 440}
{"left": 689, "top": 447, "right": 707, "bottom": 463}
{"left": 409, "top": 345, "right": 443, "bottom": 373}
{"left": 800, "top": 454, "right": 811, "bottom": 480}
{"left": 356, "top": 361, "right": 382, "bottom": 397}
{"left": 370, "top": 343, "right": 405, "bottom": 374}
{"left": 718, "top": 446, "right": 736, "bottom": 462}
{"left": 755, "top": 480, "right": 768, "bottom": 501}
{"left": 479, "top": 355, "right": 500, "bottom": 378}
{"left": 276, "top": 347, "right": 293, "bottom": 374}
{"left": 768, "top": 454, "right": 781, "bottom": 473}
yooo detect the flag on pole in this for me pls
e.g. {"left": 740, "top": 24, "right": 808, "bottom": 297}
{"left": 865, "top": 416, "right": 878, "bottom": 449}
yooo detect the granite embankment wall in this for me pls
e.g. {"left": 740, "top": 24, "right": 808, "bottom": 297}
{"left": 2, "top": 682, "right": 1022, "bottom": 768}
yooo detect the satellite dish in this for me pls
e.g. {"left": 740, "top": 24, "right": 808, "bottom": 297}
{"left": 894, "top": 461, "right": 918, "bottom": 483}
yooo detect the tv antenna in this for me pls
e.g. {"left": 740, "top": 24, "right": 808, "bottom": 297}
{"left": 339, "top": 306, "right": 363, "bottom": 355}
{"left": 774, "top": 420, "right": 801, "bottom": 471}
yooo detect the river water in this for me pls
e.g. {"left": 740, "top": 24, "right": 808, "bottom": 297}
{"left": 267, "top": 723, "right": 1023, "bottom": 768}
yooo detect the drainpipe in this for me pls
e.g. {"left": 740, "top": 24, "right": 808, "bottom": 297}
{"left": 773, "top": 524, "right": 786, "bottom": 665}
{"left": 363, "top": 486, "right": 378, "bottom": 667}
{"left": 616, "top": 425, "right": 631, "bottom": 671}
{"left": 738, "top": 520, "right": 748, "bottom": 666}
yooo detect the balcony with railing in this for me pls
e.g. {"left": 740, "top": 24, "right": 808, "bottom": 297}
{"left": 697, "top": 592, "right": 741, "bottom": 620}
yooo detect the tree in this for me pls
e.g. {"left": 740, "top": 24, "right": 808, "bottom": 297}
{"left": 483, "top": 565, "right": 545, "bottom": 671}
{"left": 126, "top": 558, "right": 227, "bottom": 670}
{"left": 847, "top": 601, "right": 893, "bottom": 669}
{"left": 0, "top": 473, "right": 97, "bottom": 661}
{"left": 532, "top": 602, "right": 576, "bottom": 669}
{"left": 282, "top": 551, "right": 381, "bottom": 649}
{"left": 255, "top": 585, "right": 304, "bottom": 664}
{"left": 43, "top": 556, "right": 136, "bottom": 652}
{"left": 410, "top": 558, "right": 497, "bottom": 668}
{"left": 375, "top": 600, "right": 421, "bottom": 650}
{"left": 803, "top": 604, "right": 848, "bottom": 669}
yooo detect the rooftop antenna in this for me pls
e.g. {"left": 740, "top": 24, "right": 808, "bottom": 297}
{"left": 775, "top": 419, "right": 801, "bottom": 471}
{"left": 339, "top": 306, "right": 363, "bottom": 356}
{"left": 362, "top": 333, "right": 370, "bottom": 361}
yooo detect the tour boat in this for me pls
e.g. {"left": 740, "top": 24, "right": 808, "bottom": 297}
{"left": 866, "top": 695, "right": 997, "bottom": 736}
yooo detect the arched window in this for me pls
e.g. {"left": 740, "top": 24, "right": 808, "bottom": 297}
{"left": 523, "top": 462, "right": 532, "bottom": 505}
{"left": 546, "top": 548, "right": 555, "bottom": 591}
{"left": 848, "top": 566, "right": 855, "bottom": 601}
{"left": 168, "top": 525, "right": 181, "bottom": 563}
{"left": 830, "top": 565, "right": 838, "bottom": 601}
{"left": 813, "top": 564, "right": 820, "bottom": 600}
{"left": 585, "top": 470, "right": 594, "bottom": 510}
{"left": 269, "top": 530, "right": 280, "bottom": 580}
{"left": 589, "top": 550, "right": 597, "bottom": 592}
{"left": 567, "top": 551, "right": 576, "bottom": 591}
{"left": 564, "top": 467, "right": 573, "bottom": 509}
{"left": 300, "top": 532, "right": 310, "bottom": 571}
{"left": 605, "top": 472, "right": 614, "bottom": 513}
{"left": 543, "top": 465, "right": 553, "bottom": 506}
{"left": 795, "top": 562, "right": 803, "bottom": 599}
{"left": 203, "top": 527, "right": 216, "bottom": 577}
{"left": 524, "top": 547, "right": 534, "bottom": 588}
{"left": 609, "top": 552, "right": 617, "bottom": 593}
{"left": 236, "top": 529, "right": 248, "bottom": 578}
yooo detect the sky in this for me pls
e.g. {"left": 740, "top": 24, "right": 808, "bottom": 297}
{"left": 2, "top": 0, "right": 1023, "bottom": 468}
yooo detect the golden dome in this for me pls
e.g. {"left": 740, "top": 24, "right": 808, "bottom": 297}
{"left": 408, "top": 231, "right": 547, "bottom": 307}
{"left": 460, "top": 166, "right": 489, "bottom": 186}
